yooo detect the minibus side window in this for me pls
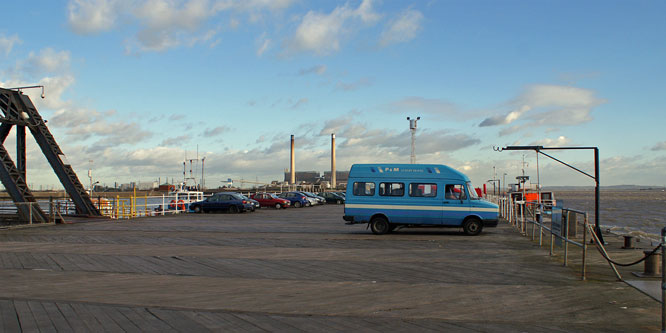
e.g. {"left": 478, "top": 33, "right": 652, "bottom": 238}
{"left": 353, "top": 182, "right": 376, "bottom": 196}
{"left": 409, "top": 183, "right": 437, "bottom": 197}
{"left": 379, "top": 182, "right": 404, "bottom": 196}
{"left": 444, "top": 184, "right": 467, "bottom": 200}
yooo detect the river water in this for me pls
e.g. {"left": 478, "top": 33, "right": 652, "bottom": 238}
{"left": 553, "top": 189, "right": 666, "bottom": 243}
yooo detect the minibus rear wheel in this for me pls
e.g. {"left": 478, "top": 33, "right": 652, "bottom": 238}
{"left": 370, "top": 216, "right": 390, "bottom": 235}
{"left": 463, "top": 218, "right": 483, "bottom": 236}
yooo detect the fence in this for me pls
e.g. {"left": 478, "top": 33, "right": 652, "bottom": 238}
{"left": 492, "top": 194, "right": 589, "bottom": 280}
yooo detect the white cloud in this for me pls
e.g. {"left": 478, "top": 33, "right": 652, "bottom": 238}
{"left": 68, "top": 0, "right": 120, "bottom": 34}
{"left": 26, "top": 48, "right": 71, "bottom": 74}
{"left": 529, "top": 136, "right": 572, "bottom": 147}
{"left": 479, "top": 85, "right": 605, "bottom": 133}
{"left": 479, "top": 105, "right": 531, "bottom": 127}
{"left": 0, "top": 34, "right": 21, "bottom": 56}
{"left": 379, "top": 8, "right": 423, "bottom": 47}
{"left": 287, "top": 0, "right": 381, "bottom": 55}
{"left": 256, "top": 34, "right": 271, "bottom": 56}
{"left": 68, "top": 0, "right": 299, "bottom": 53}
{"left": 355, "top": 0, "right": 382, "bottom": 24}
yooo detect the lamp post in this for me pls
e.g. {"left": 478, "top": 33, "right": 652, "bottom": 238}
{"left": 502, "top": 173, "right": 507, "bottom": 194}
{"left": 407, "top": 117, "right": 420, "bottom": 164}
{"left": 495, "top": 145, "right": 604, "bottom": 243}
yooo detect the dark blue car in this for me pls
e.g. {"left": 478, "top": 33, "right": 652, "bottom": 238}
{"left": 278, "top": 192, "right": 311, "bottom": 208}
{"left": 190, "top": 192, "right": 254, "bottom": 213}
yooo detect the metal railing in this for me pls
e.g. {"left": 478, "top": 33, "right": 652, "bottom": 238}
{"left": 494, "top": 195, "right": 589, "bottom": 280}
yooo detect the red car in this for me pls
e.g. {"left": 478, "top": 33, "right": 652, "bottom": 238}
{"left": 251, "top": 192, "right": 291, "bottom": 209}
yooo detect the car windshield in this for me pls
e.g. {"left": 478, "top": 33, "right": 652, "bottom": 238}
{"left": 269, "top": 193, "right": 279, "bottom": 199}
{"left": 466, "top": 182, "right": 480, "bottom": 200}
{"left": 231, "top": 194, "right": 244, "bottom": 200}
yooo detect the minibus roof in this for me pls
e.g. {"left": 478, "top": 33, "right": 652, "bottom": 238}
{"left": 349, "top": 164, "right": 470, "bottom": 181}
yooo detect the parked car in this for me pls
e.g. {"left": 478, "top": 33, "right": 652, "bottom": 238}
{"left": 278, "top": 192, "right": 311, "bottom": 208}
{"left": 240, "top": 194, "right": 260, "bottom": 210}
{"left": 190, "top": 192, "right": 254, "bottom": 213}
{"left": 301, "top": 191, "right": 325, "bottom": 205}
{"left": 318, "top": 192, "right": 345, "bottom": 204}
{"left": 251, "top": 192, "right": 291, "bottom": 209}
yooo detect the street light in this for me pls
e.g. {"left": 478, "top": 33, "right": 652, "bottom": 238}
{"left": 494, "top": 145, "right": 604, "bottom": 243}
{"left": 407, "top": 117, "right": 420, "bottom": 164}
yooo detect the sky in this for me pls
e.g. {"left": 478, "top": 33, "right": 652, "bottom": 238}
{"left": 0, "top": 0, "right": 665, "bottom": 190}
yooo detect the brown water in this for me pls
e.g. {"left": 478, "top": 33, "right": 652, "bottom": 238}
{"left": 554, "top": 189, "right": 666, "bottom": 242}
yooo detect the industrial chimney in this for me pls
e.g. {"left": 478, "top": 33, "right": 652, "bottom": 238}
{"left": 331, "top": 133, "right": 336, "bottom": 189}
{"left": 290, "top": 135, "right": 295, "bottom": 185}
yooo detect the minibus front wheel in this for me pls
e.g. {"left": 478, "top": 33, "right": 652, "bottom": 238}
{"left": 462, "top": 217, "right": 483, "bottom": 236}
{"left": 370, "top": 216, "right": 390, "bottom": 235}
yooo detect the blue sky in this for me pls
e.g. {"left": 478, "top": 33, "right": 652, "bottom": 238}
{"left": 1, "top": 0, "right": 665, "bottom": 189}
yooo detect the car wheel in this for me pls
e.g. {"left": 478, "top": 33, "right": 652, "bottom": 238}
{"left": 294, "top": 201, "right": 302, "bottom": 208}
{"left": 275, "top": 203, "right": 282, "bottom": 209}
{"left": 463, "top": 217, "right": 483, "bottom": 236}
{"left": 193, "top": 205, "right": 201, "bottom": 213}
{"left": 229, "top": 205, "right": 239, "bottom": 214}
{"left": 370, "top": 216, "right": 390, "bottom": 235}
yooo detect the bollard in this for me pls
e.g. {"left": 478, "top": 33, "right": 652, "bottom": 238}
{"left": 622, "top": 235, "right": 634, "bottom": 249}
{"left": 643, "top": 251, "right": 662, "bottom": 276}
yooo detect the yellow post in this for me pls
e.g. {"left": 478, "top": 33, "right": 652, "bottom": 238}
{"left": 115, "top": 196, "right": 119, "bottom": 219}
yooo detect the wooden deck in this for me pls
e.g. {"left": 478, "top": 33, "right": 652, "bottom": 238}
{"left": 0, "top": 205, "right": 660, "bottom": 332}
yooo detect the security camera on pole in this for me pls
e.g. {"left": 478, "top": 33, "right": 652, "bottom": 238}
{"left": 407, "top": 117, "right": 420, "bottom": 164}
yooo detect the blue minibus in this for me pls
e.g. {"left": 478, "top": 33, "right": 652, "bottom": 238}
{"left": 343, "top": 164, "right": 499, "bottom": 235}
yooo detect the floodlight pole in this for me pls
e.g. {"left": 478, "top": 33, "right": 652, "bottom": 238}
{"left": 407, "top": 117, "right": 420, "bottom": 164}
{"left": 495, "top": 145, "right": 604, "bottom": 243}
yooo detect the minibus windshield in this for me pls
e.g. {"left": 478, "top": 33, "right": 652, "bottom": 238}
{"left": 466, "top": 182, "right": 480, "bottom": 200}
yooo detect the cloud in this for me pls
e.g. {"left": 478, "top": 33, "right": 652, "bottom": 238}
{"left": 479, "top": 105, "right": 531, "bottom": 127}
{"left": 651, "top": 141, "right": 666, "bottom": 151}
{"left": 287, "top": 0, "right": 381, "bottom": 55}
{"left": 161, "top": 135, "right": 192, "bottom": 146}
{"left": 169, "top": 113, "right": 186, "bottom": 121}
{"left": 528, "top": 136, "right": 572, "bottom": 147}
{"left": 68, "top": 0, "right": 121, "bottom": 34}
{"left": 335, "top": 77, "right": 371, "bottom": 91}
{"left": 26, "top": 48, "right": 71, "bottom": 74}
{"left": 49, "top": 106, "right": 153, "bottom": 147}
{"left": 379, "top": 8, "right": 423, "bottom": 47}
{"left": 298, "top": 65, "right": 327, "bottom": 76}
{"left": 479, "top": 84, "right": 605, "bottom": 133}
{"left": 68, "top": 0, "right": 299, "bottom": 53}
{"left": 0, "top": 34, "right": 21, "bottom": 56}
{"left": 290, "top": 98, "right": 308, "bottom": 109}
{"left": 318, "top": 112, "right": 358, "bottom": 136}
{"left": 319, "top": 115, "right": 479, "bottom": 158}
{"left": 202, "top": 126, "right": 231, "bottom": 137}
{"left": 256, "top": 35, "right": 271, "bottom": 56}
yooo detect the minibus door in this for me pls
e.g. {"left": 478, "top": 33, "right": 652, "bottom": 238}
{"left": 442, "top": 184, "right": 469, "bottom": 225}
